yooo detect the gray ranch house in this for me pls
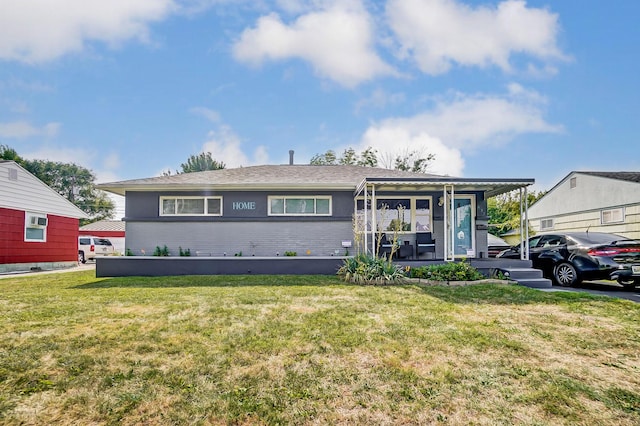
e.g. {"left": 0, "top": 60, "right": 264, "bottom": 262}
{"left": 98, "top": 164, "right": 533, "bottom": 267}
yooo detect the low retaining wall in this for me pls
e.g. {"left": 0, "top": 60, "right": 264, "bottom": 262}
{"left": 96, "top": 256, "right": 533, "bottom": 278}
{"left": 96, "top": 256, "right": 348, "bottom": 277}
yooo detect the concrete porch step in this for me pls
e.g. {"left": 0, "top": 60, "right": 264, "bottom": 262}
{"left": 500, "top": 267, "right": 553, "bottom": 289}
{"left": 515, "top": 278, "right": 553, "bottom": 288}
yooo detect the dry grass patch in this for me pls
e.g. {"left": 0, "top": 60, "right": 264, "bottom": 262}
{"left": 1, "top": 271, "right": 639, "bottom": 425}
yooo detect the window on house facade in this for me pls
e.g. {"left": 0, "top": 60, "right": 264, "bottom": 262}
{"left": 540, "top": 218, "right": 554, "bottom": 230}
{"left": 25, "top": 212, "right": 48, "bottom": 242}
{"left": 160, "top": 197, "right": 222, "bottom": 216}
{"left": 268, "top": 196, "right": 332, "bottom": 216}
{"left": 570, "top": 177, "right": 577, "bottom": 188}
{"left": 601, "top": 207, "right": 624, "bottom": 224}
{"left": 356, "top": 197, "right": 432, "bottom": 233}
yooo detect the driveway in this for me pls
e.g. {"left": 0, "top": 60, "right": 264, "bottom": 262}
{"left": 541, "top": 280, "right": 640, "bottom": 303}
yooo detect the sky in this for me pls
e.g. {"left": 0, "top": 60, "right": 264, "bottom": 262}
{"left": 1, "top": 0, "right": 639, "bottom": 218}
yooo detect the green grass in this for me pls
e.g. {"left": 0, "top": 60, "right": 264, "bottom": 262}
{"left": 1, "top": 271, "right": 640, "bottom": 425}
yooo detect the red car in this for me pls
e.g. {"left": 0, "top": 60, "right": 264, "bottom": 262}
{"left": 497, "top": 232, "right": 640, "bottom": 288}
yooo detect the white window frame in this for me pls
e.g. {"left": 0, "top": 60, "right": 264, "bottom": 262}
{"left": 24, "top": 211, "right": 48, "bottom": 242}
{"left": 601, "top": 207, "right": 624, "bottom": 224}
{"left": 159, "top": 196, "right": 223, "bottom": 216}
{"left": 540, "top": 218, "right": 554, "bottom": 231}
{"left": 355, "top": 196, "right": 433, "bottom": 234}
{"left": 268, "top": 196, "right": 332, "bottom": 216}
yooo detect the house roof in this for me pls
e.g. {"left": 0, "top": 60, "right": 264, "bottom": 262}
{"left": 80, "top": 220, "right": 125, "bottom": 232}
{"left": 577, "top": 171, "right": 640, "bottom": 184}
{"left": 98, "top": 164, "right": 533, "bottom": 197}
{"left": 0, "top": 160, "right": 88, "bottom": 219}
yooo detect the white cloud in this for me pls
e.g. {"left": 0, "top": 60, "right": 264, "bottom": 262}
{"left": 201, "top": 124, "right": 269, "bottom": 168}
{"left": 22, "top": 146, "right": 94, "bottom": 165}
{"left": 190, "top": 107, "right": 221, "bottom": 123}
{"left": 233, "top": 2, "right": 396, "bottom": 87}
{"left": 0, "top": 121, "right": 60, "bottom": 139}
{"left": 0, "top": 0, "right": 176, "bottom": 63}
{"left": 386, "top": 0, "right": 566, "bottom": 75}
{"left": 354, "top": 84, "right": 561, "bottom": 176}
{"left": 102, "top": 152, "right": 121, "bottom": 170}
{"left": 355, "top": 88, "right": 406, "bottom": 113}
{"left": 359, "top": 126, "right": 465, "bottom": 176}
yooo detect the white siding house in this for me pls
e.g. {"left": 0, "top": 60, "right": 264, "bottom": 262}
{"left": 528, "top": 172, "right": 640, "bottom": 240}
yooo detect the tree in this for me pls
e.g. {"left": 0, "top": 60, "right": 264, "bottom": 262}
{"left": 392, "top": 149, "right": 435, "bottom": 173}
{"left": 0, "top": 144, "right": 22, "bottom": 162}
{"left": 180, "top": 152, "right": 226, "bottom": 173}
{"left": 309, "top": 150, "right": 338, "bottom": 165}
{"left": 358, "top": 147, "right": 378, "bottom": 167}
{"left": 488, "top": 190, "right": 546, "bottom": 236}
{"left": 1, "top": 145, "right": 114, "bottom": 224}
{"left": 163, "top": 152, "right": 226, "bottom": 175}
{"left": 339, "top": 148, "right": 357, "bottom": 165}
{"left": 310, "top": 146, "right": 431, "bottom": 171}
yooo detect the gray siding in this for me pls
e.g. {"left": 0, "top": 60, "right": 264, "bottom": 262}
{"left": 125, "top": 190, "right": 354, "bottom": 221}
{"left": 126, "top": 220, "right": 353, "bottom": 257}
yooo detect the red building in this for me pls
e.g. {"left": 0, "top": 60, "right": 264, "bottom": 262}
{"left": 0, "top": 160, "right": 88, "bottom": 273}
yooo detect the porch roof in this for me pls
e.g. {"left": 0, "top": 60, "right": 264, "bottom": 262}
{"left": 355, "top": 177, "right": 534, "bottom": 198}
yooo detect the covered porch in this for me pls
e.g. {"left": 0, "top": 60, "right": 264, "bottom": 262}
{"left": 353, "top": 176, "right": 535, "bottom": 261}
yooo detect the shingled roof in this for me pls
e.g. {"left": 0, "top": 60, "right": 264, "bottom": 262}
{"left": 98, "top": 165, "right": 443, "bottom": 195}
{"left": 98, "top": 164, "right": 533, "bottom": 197}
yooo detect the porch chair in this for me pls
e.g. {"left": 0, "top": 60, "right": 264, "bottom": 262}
{"left": 416, "top": 232, "right": 436, "bottom": 259}
{"left": 376, "top": 233, "right": 395, "bottom": 259}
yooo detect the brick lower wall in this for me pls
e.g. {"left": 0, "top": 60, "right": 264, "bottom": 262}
{"left": 125, "top": 220, "right": 354, "bottom": 257}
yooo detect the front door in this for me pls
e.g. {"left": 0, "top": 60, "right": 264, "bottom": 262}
{"left": 453, "top": 197, "right": 474, "bottom": 256}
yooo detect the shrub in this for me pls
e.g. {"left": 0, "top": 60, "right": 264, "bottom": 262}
{"left": 337, "top": 254, "right": 406, "bottom": 285}
{"left": 409, "top": 260, "right": 484, "bottom": 281}
{"left": 125, "top": 248, "right": 134, "bottom": 256}
{"left": 284, "top": 251, "right": 297, "bottom": 256}
{"left": 179, "top": 247, "right": 191, "bottom": 257}
{"left": 153, "top": 245, "right": 170, "bottom": 257}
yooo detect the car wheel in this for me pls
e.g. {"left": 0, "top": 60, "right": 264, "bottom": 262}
{"left": 553, "top": 262, "right": 579, "bottom": 287}
{"left": 78, "top": 251, "right": 86, "bottom": 264}
{"left": 617, "top": 277, "right": 638, "bottom": 289}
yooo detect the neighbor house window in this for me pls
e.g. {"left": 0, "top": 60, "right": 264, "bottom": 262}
{"left": 540, "top": 218, "right": 554, "bottom": 230}
{"left": 268, "top": 196, "right": 331, "bottom": 216}
{"left": 160, "top": 197, "right": 222, "bottom": 216}
{"left": 24, "top": 212, "right": 48, "bottom": 242}
{"left": 356, "top": 197, "right": 432, "bottom": 233}
{"left": 601, "top": 208, "right": 624, "bottom": 224}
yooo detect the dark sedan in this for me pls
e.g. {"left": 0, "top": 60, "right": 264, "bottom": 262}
{"left": 497, "top": 232, "right": 640, "bottom": 287}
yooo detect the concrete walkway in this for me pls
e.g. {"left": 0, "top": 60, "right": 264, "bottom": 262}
{"left": 0, "top": 262, "right": 95, "bottom": 279}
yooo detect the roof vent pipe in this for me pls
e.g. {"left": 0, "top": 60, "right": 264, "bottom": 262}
{"left": 289, "top": 150, "right": 294, "bottom": 165}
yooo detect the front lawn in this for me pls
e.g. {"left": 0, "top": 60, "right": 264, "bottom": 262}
{"left": 1, "top": 271, "right": 639, "bottom": 425}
